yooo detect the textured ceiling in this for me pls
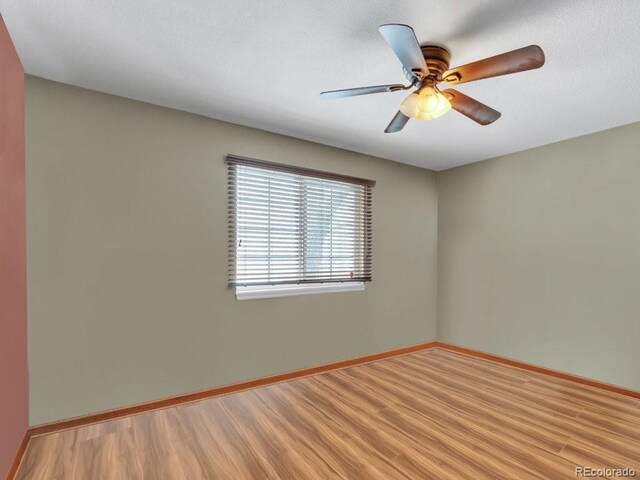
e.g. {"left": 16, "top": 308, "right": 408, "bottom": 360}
{"left": 2, "top": 0, "right": 640, "bottom": 170}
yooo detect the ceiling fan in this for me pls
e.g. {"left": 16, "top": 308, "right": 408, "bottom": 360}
{"left": 320, "top": 24, "right": 545, "bottom": 133}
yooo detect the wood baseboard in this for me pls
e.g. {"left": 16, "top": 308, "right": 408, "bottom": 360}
{"left": 6, "top": 431, "right": 30, "bottom": 480}
{"left": 28, "top": 341, "right": 439, "bottom": 438}
{"left": 433, "top": 341, "right": 640, "bottom": 399}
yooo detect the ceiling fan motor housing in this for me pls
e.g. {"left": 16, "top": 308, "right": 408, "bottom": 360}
{"left": 403, "top": 45, "right": 452, "bottom": 82}
{"left": 421, "top": 45, "right": 451, "bottom": 80}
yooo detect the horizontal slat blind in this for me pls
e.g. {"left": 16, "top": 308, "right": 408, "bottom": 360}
{"left": 227, "top": 155, "right": 374, "bottom": 287}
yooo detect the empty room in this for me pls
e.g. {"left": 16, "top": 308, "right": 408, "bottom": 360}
{"left": 1, "top": 1, "right": 640, "bottom": 479}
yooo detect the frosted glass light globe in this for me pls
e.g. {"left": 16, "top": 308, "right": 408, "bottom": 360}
{"left": 400, "top": 87, "right": 452, "bottom": 121}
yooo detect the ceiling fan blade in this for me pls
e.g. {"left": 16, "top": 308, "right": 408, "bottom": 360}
{"left": 320, "top": 84, "right": 407, "bottom": 99}
{"left": 441, "top": 45, "right": 545, "bottom": 85}
{"left": 442, "top": 89, "right": 501, "bottom": 125}
{"left": 378, "top": 24, "right": 429, "bottom": 79}
{"left": 384, "top": 110, "right": 410, "bottom": 133}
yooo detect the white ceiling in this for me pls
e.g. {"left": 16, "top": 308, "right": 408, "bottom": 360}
{"left": 2, "top": 0, "right": 640, "bottom": 170}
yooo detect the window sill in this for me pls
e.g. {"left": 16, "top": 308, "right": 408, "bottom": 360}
{"left": 235, "top": 282, "right": 364, "bottom": 301}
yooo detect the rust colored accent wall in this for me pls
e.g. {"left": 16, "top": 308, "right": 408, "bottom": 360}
{"left": 0, "top": 14, "right": 27, "bottom": 478}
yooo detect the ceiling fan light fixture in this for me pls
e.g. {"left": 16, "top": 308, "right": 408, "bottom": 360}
{"left": 400, "top": 87, "right": 452, "bottom": 121}
{"left": 321, "top": 24, "right": 545, "bottom": 132}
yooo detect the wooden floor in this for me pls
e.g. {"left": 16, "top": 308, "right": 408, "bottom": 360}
{"left": 17, "top": 348, "right": 640, "bottom": 479}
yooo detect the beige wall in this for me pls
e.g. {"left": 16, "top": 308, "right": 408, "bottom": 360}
{"left": 25, "top": 76, "right": 438, "bottom": 425}
{"left": 437, "top": 122, "right": 640, "bottom": 391}
{"left": 26, "top": 74, "right": 640, "bottom": 424}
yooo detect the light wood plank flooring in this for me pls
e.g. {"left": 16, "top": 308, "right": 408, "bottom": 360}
{"left": 16, "top": 348, "right": 640, "bottom": 479}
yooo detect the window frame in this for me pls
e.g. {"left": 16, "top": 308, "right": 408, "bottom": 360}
{"left": 226, "top": 155, "right": 375, "bottom": 299}
{"left": 235, "top": 282, "right": 365, "bottom": 301}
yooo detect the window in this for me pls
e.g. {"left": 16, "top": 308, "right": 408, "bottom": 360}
{"left": 227, "top": 155, "right": 375, "bottom": 299}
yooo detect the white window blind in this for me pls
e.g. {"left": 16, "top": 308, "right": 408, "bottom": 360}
{"left": 227, "top": 155, "right": 374, "bottom": 287}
